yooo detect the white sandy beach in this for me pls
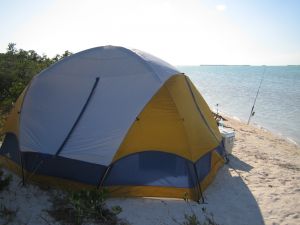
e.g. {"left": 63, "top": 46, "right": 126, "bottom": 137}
{"left": 1, "top": 116, "right": 299, "bottom": 225}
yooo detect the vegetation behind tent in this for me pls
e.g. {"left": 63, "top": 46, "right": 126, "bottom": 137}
{"left": 0, "top": 43, "right": 72, "bottom": 139}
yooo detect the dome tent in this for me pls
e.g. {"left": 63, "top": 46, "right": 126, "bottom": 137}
{"left": 0, "top": 46, "right": 225, "bottom": 201}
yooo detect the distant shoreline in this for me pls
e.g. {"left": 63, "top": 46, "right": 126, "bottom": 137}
{"left": 177, "top": 64, "right": 300, "bottom": 67}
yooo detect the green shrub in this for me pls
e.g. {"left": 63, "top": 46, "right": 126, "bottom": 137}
{"left": 181, "top": 193, "right": 219, "bottom": 225}
{"left": 182, "top": 210, "right": 219, "bottom": 225}
{"left": 182, "top": 213, "right": 201, "bottom": 225}
{"left": 49, "top": 188, "right": 124, "bottom": 225}
{"left": 70, "top": 189, "right": 110, "bottom": 224}
{"left": 0, "top": 43, "right": 72, "bottom": 113}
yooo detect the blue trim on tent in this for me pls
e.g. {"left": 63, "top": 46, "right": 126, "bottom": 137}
{"left": 1, "top": 133, "right": 224, "bottom": 188}
{"left": 0, "top": 133, "right": 107, "bottom": 186}
{"left": 0, "top": 132, "right": 20, "bottom": 164}
{"left": 104, "top": 151, "right": 211, "bottom": 188}
{"left": 216, "top": 144, "right": 226, "bottom": 157}
{"left": 195, "top": 151, "right": 211, "bottom": 182}
{"left": 22, "top": 152, "right": 107, "bottom": 185}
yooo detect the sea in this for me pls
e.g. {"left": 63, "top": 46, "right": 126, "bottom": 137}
{"left": 177, "top": 65, "right": 300, "bottom": 146}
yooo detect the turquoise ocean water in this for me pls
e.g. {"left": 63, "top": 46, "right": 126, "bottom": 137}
{"left": 177, "top": 66, "right": 300, "bottom": 145}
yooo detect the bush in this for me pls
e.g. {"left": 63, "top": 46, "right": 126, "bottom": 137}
{"left": 182, "top": 213, "right": 201, "bottom": 225}
{"left": 49, "top": 189, "right": 124, "bottom": 225}
{"left": 181, "top": 193, "right": 219, "bottom": 225}
{"left": 70, "top": 189, "right": 110, "bottom": 224}
{"left": 0, "top": 43, "right": 72, "bottom": 113}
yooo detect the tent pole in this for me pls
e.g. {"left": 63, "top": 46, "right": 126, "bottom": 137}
{"left": 18, "top": 150, "right": 25, "bottom": 185}
{"left": 17, "top": 85, "right": 32, "bottom": 186}
{"left": 97, "top": 165, "right": 112, "bottom": 189}
{"left": 192, "top": 163, "right": 205, "bottom": 204}
{"left": 55, "top": 77, "right": 100, "bottom": 156}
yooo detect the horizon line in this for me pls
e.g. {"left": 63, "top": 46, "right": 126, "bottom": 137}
{"left": 176, "top": 64, "right": 300, "bottom": 67}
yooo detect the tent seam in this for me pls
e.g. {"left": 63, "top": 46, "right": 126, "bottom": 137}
{"left": 184, "top": 76, "right": 221, "bottom": 146}
{"left": 118, "top": 47, "right": 163, "bottom": 83}
{"left": 163, "top": 75, "right": 195, "bottom": 161}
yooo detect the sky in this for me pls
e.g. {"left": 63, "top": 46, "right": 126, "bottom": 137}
{"left": 0, "top": 0, "right": 299, "bottom": 65}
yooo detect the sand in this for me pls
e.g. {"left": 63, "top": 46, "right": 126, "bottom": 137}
{"left": 1, "top": 116, "right": 299, "bottom": 225}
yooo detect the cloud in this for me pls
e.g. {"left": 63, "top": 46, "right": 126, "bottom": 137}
{"left": 216, "top": 4, "right": 227, "bottom": 12}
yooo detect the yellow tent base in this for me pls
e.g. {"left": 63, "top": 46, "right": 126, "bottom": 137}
{"left": 0, "top": 150, "right": 224, "bottom": 201}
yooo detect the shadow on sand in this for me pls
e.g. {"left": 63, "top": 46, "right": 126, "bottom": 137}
{"left": 228, "top": 154, "right": 254, "bottom": 172}
{"left": 107, "top": 155, "right": 264, "bottom": 225}
{"left": 203, "top": 155, "right": 264, "bottom": 225}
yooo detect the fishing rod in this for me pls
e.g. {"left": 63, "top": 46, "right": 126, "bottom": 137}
{"left": 247, "top": 67, "right": 266, "bottom": 125}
